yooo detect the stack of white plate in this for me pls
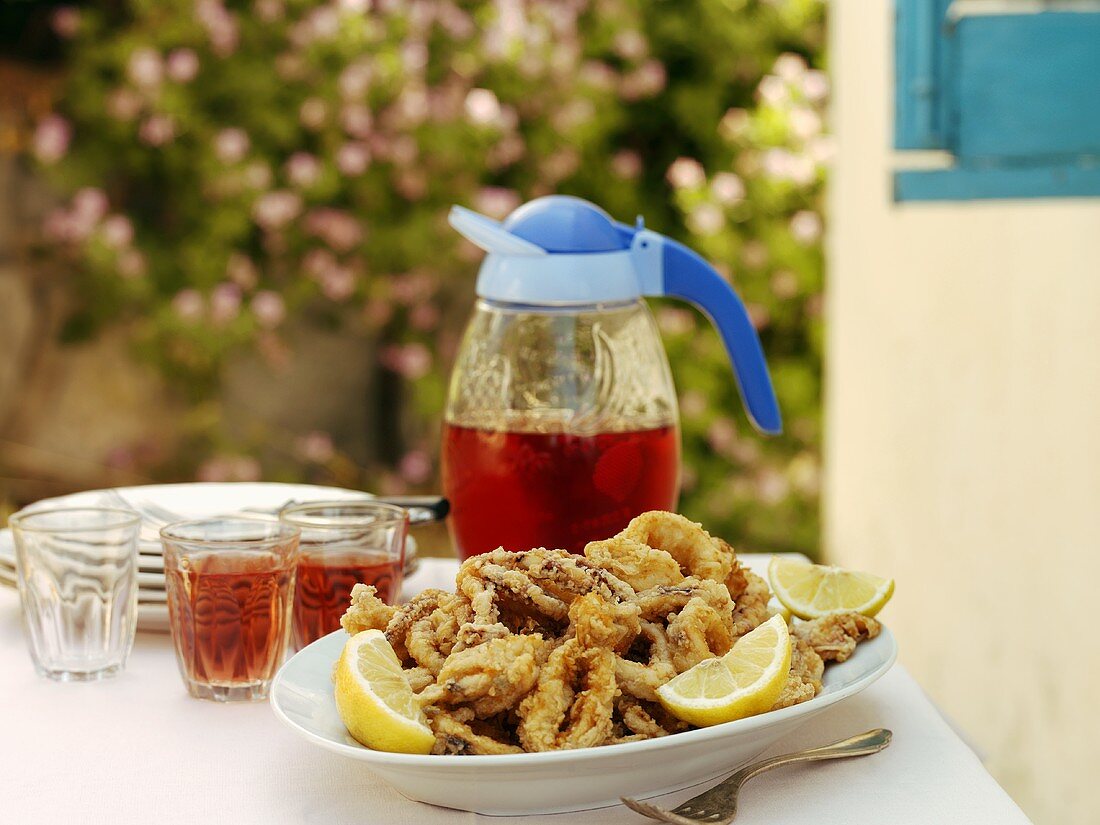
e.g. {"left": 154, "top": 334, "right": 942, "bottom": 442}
{"left": 0, "top": 482, "right": 412, "bottom": 632}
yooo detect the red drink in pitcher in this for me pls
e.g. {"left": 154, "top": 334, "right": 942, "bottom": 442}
{"left": 442, "top": 422, "right": 680, "bottom": 559}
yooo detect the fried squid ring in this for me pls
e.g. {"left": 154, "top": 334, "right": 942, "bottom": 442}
{"left": 517, "top": 639, "right": 617, "bottom": 752}
{"left": 666, "top": 596, "right": 735, "bottom": 672}
{"left": 429, "top": 708, "right": 523, "bottom": 755}
{"left": 619, "top": 511, "right": 733, "bottom": 584}
{"left": 583, "top": 537, "right": 683, "bottom": 591}
{"left": 613, "top": 620, "right": 677, "bottom": 703}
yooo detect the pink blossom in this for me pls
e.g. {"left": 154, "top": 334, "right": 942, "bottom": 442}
{"left": 172, "top": 289, "right": 204, "bottom": 321}
{"left": 379, "top": 343, "right": 432, "bottom": 380}
{"left": 336, "top": 142, "right": 370, "bottom": 175}
{"left": 771, "top": 270, "right": 800, "bottom": 300}
{"left": 101, "top": 215, "right": 134, "bottom": 248}
{"left": 304, "top": 208, "right": 363, "bottom": 252}
{"left": 214, "top": 128, "right": 250, "bottom": 164}
{"left": 127, "top": 48, "right": 164, "bottom": 88}
{"left": 741, "top": 241, "right": 768, "bottom": 269}
{"left": 166, "top": 49, "right": 200, "bottom": 83}
{"left": 719, "top": 108, "right": 750, "bottom": 139}
{"left": 688, "top": 204, "right": 724, "bottom": 235}
{"left": 226, "top": 252, "right": 258, "bottom": 288}
{"left": 197, "top": 455, "right": 261, "bottom": 482}
{"left": 43, "top": 208, "right": 80, "bottom": 242}
{"left": 398, "top": 450, "right": 432, "bottom": 484}
{"left": 118, "top": 249, "right": 146, "bottom": 278}
{"left": 656, "top": 308, "right": 695, "bottom": 336}
{"left": 579, "top": 61, "right": 617, "bottom": 91}
{"left": 789, "top": 211, "right": 823, "bottom": 245}
{"left": 251, "top": 290, "right": 286, "bottom": 329}
{"left": 464, "top": 88, "right": 501, "bottom": 126}
{"left": 488, "top": 134, "right": 525, "bottom": 169}
{"left": 761, "top": 148, "right": 815, "bottom": 185}
{"left": 666, "top": 157, "right": 705, "bottom": 189}
{"left": 402, "top": 41, "right": 429, "bottom": 74}
{"left": 613, "top": 30, "right": 647, "bottom": 61}
{"left": 210, "top": 282, "right": 242, "bottom": 323}
{"left": 437, "top": 2, "right": 475, "bottom": 38}
{"left": 707, "top": 418, "right": 737, "bottom": 453}
{"left": 409, "top": 303, "right": 440, "bottom": 331}
{"left": 51, "top": 7, "right": 81, "bottom": 38}
{"left": 107, "top": 89, "right": 143, "bottom": 121}
{"left": 773, "top": 53, "right": 807, "bottom": 83}
{"left": 299, "top": 97, "right": 328, "bottom": 130}
{"left": 285, "top": 152, "right": 322, "bottom": 188}
{"left": 319, "top": 266, "right": 356, "bottom": 301}
{"left": 473, "top": 187, "right": 520, "bottom": 219}
{"left": 680, "top": 390, "right": 707, "bottom": 419}
{"left": 801, "top": 70, "right": 829, "bottom": 102}
{"left": 196, "top": 0, "right": 240, "bottom": 58}
{"left": 297, "top": 430, "right": 335, "bottom": 463}
{"left": 711, "top": 172, "right": 745, "bottom": 204}
{"left": 788, "top": 107, "right": 822, "bottom": 141}
{"left": 620, "top": 60, "right": 666, "bottom": 100}
{"left": 611, "top": 150, "right": 642, "bottom": 180}
{"left": 252, "top": 190, "right": 301, "bottom": 230}
{"left": 303, "top": 248, "right": 338, "bottom": 279}
{"left": 338, "top": 0, "right": 370, "bottom": 13}
{"left": 341, "top": 104, "right": 373, "bottom": 138}
{"left": 756, "top": 469, "right": 789, "bottom": 505}
{"left": 338, "top": 62, "right": 373, "bottom": 99}
{"left": 253, "top": 0, "right": 284, "bottom": 23}
{"left": 389, "top": 272, "right": 434, "bottom": 305}
{"left": 33, "top": 115, "right": 71, "bottom": 164}
{"left": 139, "top": 115, "right": 175, "bottom": 146}
{"left": 72, "top": 187, "right": 109, "bottom": 224}
{"left": 757, "top": 75, "right": 789, "bottom": 106}
{"left": 746, "top": 302, "right": 770, "bottom": 330}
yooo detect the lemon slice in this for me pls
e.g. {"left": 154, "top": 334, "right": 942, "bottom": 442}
{"left": 656, "top": 614, "right": 791, "bottom": 727}
{"left": 333, "top": 629, "right": 435, "bottom": 754}
{"left": 768, "top": 556, "right": 894, "bottom": 620}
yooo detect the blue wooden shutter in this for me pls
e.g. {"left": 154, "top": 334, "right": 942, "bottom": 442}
{"left": 894, "top": 0, "right": 1100, "bottom": 201}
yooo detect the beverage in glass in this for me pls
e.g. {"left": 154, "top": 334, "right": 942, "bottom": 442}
{"left": 280, "top": 501, "right": 408, "bottom": 649}
{"left": 10, "top": 507, "right": 141, "bottom": 681}
{"left": 160, "top": 518, "right": 300, "bottom": 702}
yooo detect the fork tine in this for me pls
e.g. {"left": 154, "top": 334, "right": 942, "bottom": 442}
{"left": 621, "top": 797, "right": 709, "bottom": 825}
{"left": 621, "top": 798, "right": 679, "bottom": 823}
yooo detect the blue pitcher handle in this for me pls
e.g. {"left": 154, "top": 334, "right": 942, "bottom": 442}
{"left": 621, "top": 223, "right": 782, "bottom": 435}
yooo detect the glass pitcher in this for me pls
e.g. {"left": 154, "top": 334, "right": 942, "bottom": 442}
{"left": 442, "top": 196, "right": 780, "bottom": 559}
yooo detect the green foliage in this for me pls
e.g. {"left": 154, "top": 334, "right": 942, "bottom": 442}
{"left": 33, "top": 0, "right": 825, "bottom": 553}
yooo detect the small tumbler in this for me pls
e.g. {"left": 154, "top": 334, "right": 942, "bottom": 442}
{"left": 160, "top": 518, "right": 300, "bottom": 702}
{"left": 280, "top": 501, "right": 409, "bottom": 649}
{"left": 11, "top": 507, "right": 141, "bottom": 681}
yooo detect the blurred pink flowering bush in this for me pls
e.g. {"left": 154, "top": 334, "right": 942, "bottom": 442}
{"left": 31, "top": 0, "right": 824, "bottom": 552}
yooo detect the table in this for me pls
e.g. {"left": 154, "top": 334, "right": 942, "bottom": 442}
{"left": 0, "top": 556, "right": 1031, "bottom": 824}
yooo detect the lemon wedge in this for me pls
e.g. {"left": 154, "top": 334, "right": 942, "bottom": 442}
{"left": 768, "top": 557, "right": 894, "bottom": 620}
{"left": 333, "top": 629, "right": 435, "bottom": 754}
{"left": 657, "top": 614, "right": 791, "bottom": 727}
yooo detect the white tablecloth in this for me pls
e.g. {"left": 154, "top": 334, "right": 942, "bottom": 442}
{"left": 0, "top": 556, "right": 1031, "bottom": 824}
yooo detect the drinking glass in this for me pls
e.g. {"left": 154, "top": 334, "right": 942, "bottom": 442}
{"left": 160, "top": 518, "right": 300, "bottom": 702}
{"left": 10, "top": 507, "right": 141, "bottom": 681}
{"left": 279, "top": 501, "right": 409, "bottom": 649}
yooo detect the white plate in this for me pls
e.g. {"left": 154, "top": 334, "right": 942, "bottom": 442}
{"left": 271, "top": 625, "right": 898, "bottom": 815}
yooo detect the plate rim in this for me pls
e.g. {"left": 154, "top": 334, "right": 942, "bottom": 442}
{"left": 270, "top": 624, "right": 898, "bottom": 768}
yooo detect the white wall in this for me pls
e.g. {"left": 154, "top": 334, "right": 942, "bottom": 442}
{"left": 827, "top": 4, "right": 1100, "bottom": 824}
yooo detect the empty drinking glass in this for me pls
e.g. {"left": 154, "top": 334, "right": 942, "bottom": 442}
{"left": 161, "top": 518, "right": 300, "bottom": 702}
{"left": 10, "top": 507, "right": 141, "bottom": 681}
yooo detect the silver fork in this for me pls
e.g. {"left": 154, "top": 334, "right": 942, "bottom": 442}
{"left": 621, "top": 728, "right": 892, "bottom": 824}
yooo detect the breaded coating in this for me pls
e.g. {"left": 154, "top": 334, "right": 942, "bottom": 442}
{"left": 792, "top": 612, "right": 881, "bottom": 663}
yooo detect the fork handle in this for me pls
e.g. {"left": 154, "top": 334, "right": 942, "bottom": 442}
{"left": 730, "top": 728, "right": 892, "bottom": 786}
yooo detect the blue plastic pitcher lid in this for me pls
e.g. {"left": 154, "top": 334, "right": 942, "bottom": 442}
{"left": 503, "top": 196, "right": 627, "bottom": 253}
